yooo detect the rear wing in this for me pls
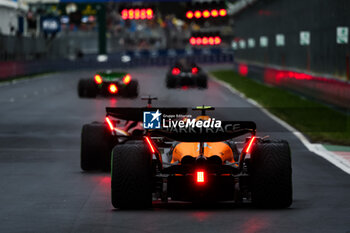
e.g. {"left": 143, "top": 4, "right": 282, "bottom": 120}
{"left": 150, "top": 121, "right": 256, "bottom": 142}
{"left": 106, "top": 107, "right": 256, "bottom": 142}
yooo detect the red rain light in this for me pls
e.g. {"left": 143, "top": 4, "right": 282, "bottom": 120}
{"left": 211, "top": 9, "right": 219, "bottom": 17}
{"left": 123, "top": 74, "right": 131, "bottom": 85}
{"left": 196, "top": 171, "right": 205, "bottom": 183}
{"left": 145, "top": 136, "right": 156, "bottom": 154}
{"left": 186, "top": 11, "right": 194, "bottom": 19}
{"left": 109, "top": 84, "right": 118, "bottom": 94}
{"left": 245, "top": 136, "right": 256, "bottom": 153}
{"left": 192, "top": 67, "right": 198, "bottom": 74}
{"left": 203, "top": 10, "right": 210, "bottom": 18}
{"left": 219, "top": 9, "right": 227, "bottom": 17}
{"left": 194, "top": 10, "right": 202, "bottom": 18}
{"left": 172, "top": 67, "right": 181, "bottom": 75}
{"left": 105, "top": 117, "right": 114, "bottom": 131}
{"left": 94, "top": 74, "right": 102, "bottom": 84}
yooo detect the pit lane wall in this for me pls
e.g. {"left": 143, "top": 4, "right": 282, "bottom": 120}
{"left": 0, "top": 48, "right": 234, "bottom": 80}
{"left": 233, "top": 0, "right": 350, "bottom": 108}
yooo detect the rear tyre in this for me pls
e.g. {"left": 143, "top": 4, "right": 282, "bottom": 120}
{"left": 166, "top": 76, "right": 176, "bottom": 88}
{"left": 197, "top": 76, "right": 208, "bottom": 89}
{"left": 111, "top": 142, "right": 152, "bottom": 209}
{"left": 81, "top": 123, "right": 112, "bottom": 171}
{"left": 250, "top": 139, "right": 292, "bottom": 208}
{"left": 78, "top": 79, "right": 97, "bottom": 98}
{"left": 125, "top": 80, "right": 139, "bottom": 98}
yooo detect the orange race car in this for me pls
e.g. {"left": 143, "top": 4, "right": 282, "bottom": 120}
{"left": 80, "top": 102, "right": 292, "bottom": 208}
{"left": 106, "top": 106, "right": 292, "bottom": 209}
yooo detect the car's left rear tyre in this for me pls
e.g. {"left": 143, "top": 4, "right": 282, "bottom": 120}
{"left": 111, "top": 142, "right": 152, "bottom": 209}
{"left": 125, "top": 80, "right": 139, "bottom": 98}
{"left": 81, "top": 122, "right": 112, "bottom": 171}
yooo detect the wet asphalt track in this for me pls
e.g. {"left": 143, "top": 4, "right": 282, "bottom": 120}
{"left": 0, "top": 65, "right": 349, "bottom": 233}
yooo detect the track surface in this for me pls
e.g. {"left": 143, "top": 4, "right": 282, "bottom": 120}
{"left": 0, "top": 66, "right": 349, "bottom": 233}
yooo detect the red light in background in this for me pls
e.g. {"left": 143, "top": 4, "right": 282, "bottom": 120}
{"left": 209, "top": 37, "right": 214, "bottom": 45}
{"left": 146, "top": 8, "right": 153, "bottom": 19}
{"left": 239, "top": 64, "right": 249, "bottom": 76}
{"left": 190, "top": 37, "right": 196, "bottom": 45}
{"left": 203, "top": 10, "right": 210, "bottom": 18}
{"left": 109, "top": 84, "right": 118, "bottom": 94}
{"left": 202, "top": 37, "right": 208, "bottom": 45}
{"left": 194, "top": 10, "right": 202, "bottom": 18}
{"left": 134, "top": 9, "right": 140, "bottom": 19}
{"left": 192, "top": 67, "right": 199, "bottom": 74}
{"left": 196, "top": 171, "right": 205, "bottom": 183}
{"left": 140, "top": 9, "right": 146, "bottom": 19}
{"left": 214, "top": 36, "right": 221, "bottom": 45}
{"left": 105, "top": 117, "right": 114, "bottom": 131}
{"left": 172, "top": 67, "right": 181, "bottom": 75}
{"left": 128, "top": 9, "right": 134, "bottom": 19}
{"left": 219, "top": 9, "right": 227, "bottom": 16}
{"left": 186, "top": 11, "right": 194, "bottom": 19}
{"left": 121, "top": 8, "right": 153, "bottom": 20}
{"left": 245, "top": 136, "right": 256, "bottom": 153}
{"left": 94, "top": 74, "right": 102, "bottom": 84}
{"left": 211, "top": 9, "right": 219, "bottom": 17}
{"left": 123, "top": 74, "right": 131, "bottom": 85}
{"left": 121, "top": 9, "right": 128, "bottom": 20}
{"left": 189, "top": 36, "right": 222, "bottom": 46}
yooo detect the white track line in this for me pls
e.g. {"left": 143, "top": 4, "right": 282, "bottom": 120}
{"left": 213, "top": 77, "right": 350, "bottom": 175}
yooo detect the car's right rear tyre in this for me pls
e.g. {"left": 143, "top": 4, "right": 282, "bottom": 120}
{"left": 78, "top": 79, "right": 97, "bottom": 98}
{"left": 197, "top": 76, "right": 208, "bottom": 89}
{"left": 111, "top": 142, "right": 153, "bottom": 209}
{"left": 81, "top": 123, "right": 112, "bottom": 171}
{"left": 250, "top": 139, "right": 292, "bottom": 208}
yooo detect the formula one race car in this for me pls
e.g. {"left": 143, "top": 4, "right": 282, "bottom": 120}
{"left": 81, "top": 104, "right": 292, "bottom": 208}
{"left": 78, "top": 71, "right": 138, "bottom": 98}
{"left": 166, "top": 59, "right": 208, "bottom": 89}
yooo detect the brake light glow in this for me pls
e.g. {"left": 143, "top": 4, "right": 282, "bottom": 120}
{"left": 145, "top": 136, "right": 156, "bottom": 154}
{"left": 105, "top": 117, "right": 114, "bottom": 131}
{"left": 192, "top": 67, "right": 198, "bottom": 74}
{"left": 172, "top": 67, "right": 181, "bottom": 75}
{"left": 245, "top": 136, "right": 256, "bottom": 153}
{"left": 109, "top": 84, "right": 118, "bottom": 94}
{"left": 94, "top": 74, "right": 102, "bottom": 84}
{"left": 123, "top": 74, "right": 131, "bottom": 85}
{"left": 196, "top": 171, "right": 205, "bottom": 183}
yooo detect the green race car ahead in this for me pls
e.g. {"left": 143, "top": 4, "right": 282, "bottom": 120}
{"left": 78, "top": 71, "right": 138, "bottom": 98}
